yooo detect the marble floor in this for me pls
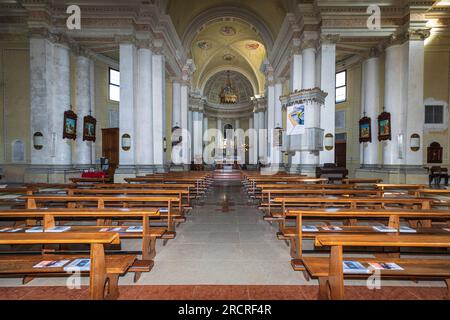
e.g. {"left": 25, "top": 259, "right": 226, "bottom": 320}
{"left": 0, "top": 181, "right": 448, "bottom": 299}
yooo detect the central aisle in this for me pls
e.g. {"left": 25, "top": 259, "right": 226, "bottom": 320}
{"left": 131, "top": 181, "right": 310, "bottom": 285}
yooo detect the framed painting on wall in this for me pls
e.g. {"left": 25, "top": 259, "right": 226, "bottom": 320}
{"left": 359, "top": 116, "right": 371, "bottom": 143}
{"left": 63, "top": 110, "right": 77, "bottom": 140}
{"left": 378, "top": 111, "right": 392, "bottom": 141}
{"left": 83, "top": 115, "right": 97, "bottom": 142}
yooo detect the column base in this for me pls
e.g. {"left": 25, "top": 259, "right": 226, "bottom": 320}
{"left": 355, "top": 165, "right": 428, "bottom": 184}
{"left": 114, "top": 165, "right": 137, "bottom": 183}
{"left": 24, "top": 165, "right": 80, "bottom": 184}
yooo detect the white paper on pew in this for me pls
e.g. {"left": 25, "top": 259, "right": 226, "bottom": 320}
{"left": 373, "top": 226, "right": 397, "bottom": 233}
{"left": 159, "top": 208, "right": 169, "bottom": 213}
{"left": 26, "top": 227, "right": 44, "bottom": 233}
{"left": 302, "top": 225, "right": 319, "bottom": 232}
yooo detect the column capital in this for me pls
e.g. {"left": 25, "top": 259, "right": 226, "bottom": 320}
{"left": 291, "top": 38, "right": 302, "bottom": 56}
{"left": 152, "top": 38, "right": 165, "bottom": 55}
{"left": 300, "top": 39, "right": 317, "bottom": 52}
{"left": 136, "top": 38, "right": 152, "bottom": 50}
{"left": 115, "top": 34, "right": 137, "bottom": 45}
{"left": 252, "top": 97, "right": 267, "bottom": 113}
{"left": 319, "top": 34, "right": 340, "bottom": 46}
{"left": 383, "top": 28, "right": 431, "bottom": 49}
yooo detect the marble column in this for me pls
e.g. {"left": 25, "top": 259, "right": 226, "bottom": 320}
{"left": 253, "top": 111, "right": 260, "bottom": 163}
{"left": 266, "top": 84, "right": 275, "bottom": 163}
{"left": 319, "top": 37, "right": 337, "bottom": 165}
{"left": 404, "top": 37, "right": 426, "bottom": 166}
{"left": 188, "top": 110, "right": 193, "bottom": 162}
{"left": 152, "top": 52, "right": 166, "bottom": 170}
{"left": 30, "top": 37, "right": 53, "bottom": 165}
{"left": 118, "top": 42, "right": 137, "bottom": 168}
{"left": 89, "top": 59, "right": 96, "bottom": 164}
{"left": 135, "top": 45, "right": 154, "bottom": 171}
{"left": 172, "top": 80, "right": 181, "bottom": 128}
{"left": 28, "top": 37, "right": 74, "bottom": 182}
{"left": 74, "top": 54, "right": 92, "bottom": 166}
{"left": 272, "top": 81, "right": 283, "bottom": 165}
{"left": 180, "top": 82, "right": 189, "bottom": 165}
{"left": 193, "top": 111, "right": 203, "bottom": 164}
{"left": 258, "top": 111, "right": 267, "bottom": 163}
{"left": 249, "top": 117, "right": 257, "bottom": 165}
{"left": 216, "top": 118, "right": 223, "bottom": 161}
{"left": 203, "top": 116, "right": 209, "bottom": 164}
{"left": 361, "top": 56, "right": 380, "bottom": 166}
{"left": 289, "top": 48, "right": 302, "bottom": 169}
{"left": 301, "top": 44, "right": 320, "bottom": 167}
{"left": 383, "top": 44, "right": 404, "bottom": 166}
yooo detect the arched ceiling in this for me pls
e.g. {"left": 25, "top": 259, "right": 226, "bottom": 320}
{"left": 166, "top": 0, "right": 292, "bottom": 42}
{"left": 191, "top": 19, "right": 267, "bottom": 96}
{"left": 204, "top": 70, "right": 254, "bottom": 104}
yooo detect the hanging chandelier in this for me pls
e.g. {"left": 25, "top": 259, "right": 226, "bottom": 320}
{"left": 219, "top": 71, "right": 238, "bottom": 104}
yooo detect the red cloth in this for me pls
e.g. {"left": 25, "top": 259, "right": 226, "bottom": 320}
{"left": 81, "top": 172, "right": 106, "bottom": 178}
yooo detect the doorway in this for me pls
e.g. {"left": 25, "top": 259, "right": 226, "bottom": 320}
{"left": 335, "top": 133, "right": 347, "bottom": 168}
{"left": 101, "top": 128, "right": 119, "bottom": 178}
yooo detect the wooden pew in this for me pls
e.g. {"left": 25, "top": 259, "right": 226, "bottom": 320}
{"left": 260, "top": 189, "right": 384, "bottom": 213}
{"left": 342, "top": 178, "right": 382, "bottom": 184}
{"left": 285, "top": 208, "right": 450, "bottom": 259}
{"left": 0, "top": 208, "right": 162, "bottom": 263}
{"left": 66, "top": 188, "right": 192, "bottom": 209}
{"left": 70, "top": 177, "right": 111, "bottom": 184}
{"left": 21, "top": 195, "right": 180, "bottom": 232}
{"left": 0, "top": 232, "right": 135, "bottom": 299}
{"left": 303, "top": 234, "right": 450, "bottom": 300}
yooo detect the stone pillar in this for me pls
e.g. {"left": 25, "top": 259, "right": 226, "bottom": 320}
{"left": 180, "top": 82, "right": 189, "bottom": 165}
{"left": 89, "top": 59, "right": 96, "bottom": 164}
{"left": 152, "top": 51, "right": 166, "bottom": 171}
{"left": 249, "top": 117, "right": 257, "bottom": 166}
{"left": 216, "top": 118, "right": 223, "bottom": 161}
{"left": 300, "top": 43, "right": 320, "bottom": 168}
{"left": 172, "top": 80, "right": 181, "bottom": 128}
{"left": 258, "top": 111, "right": 267, "bottom": 163}
{"left": 319, "top": 36, "right": 338, "bottom": 165}
{"left": 252, "top": 110, "right": 260, "bottom": 164}
{"left": 27, "top": 36, "right": 76, "bottom": 182}
{"left": 272, "top": 80, "right": 283, "bottom": 165}
{"left": 383, "top": 44, "right": 403, "bottom": 166}
{"left": 266, "top": 84, "right": 275, "bottom": 163}
{"left": 188, "top": 110, "right": 193, "bottom": 162}
{"left": 52, "top": 44, "right": 72, "bottom": 166}
{"left": 405, "top": 34, "right": 426, "bottom": 166}
{"left": 118, "top": 42, "right": 137, "bottom": 168}
{"left": 361, "top": 55, "right": 380, "bottom": 167}
{"left": 289, "top": 44, "right": 302, "bottom": 170}
{"left": 135, "top": 45, "right": 154, "bottom": 173}
{"left": 192, "top": 96, "right": 204, "bottom": 164}
{"left": 203, "top": 116, "right": 209, "bottom": 164}
{"left": 74, "top": 54, "right": 93, "bottom": 166}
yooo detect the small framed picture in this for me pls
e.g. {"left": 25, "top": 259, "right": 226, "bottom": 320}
{"left": 63, "top": 110, "right": 77, "bottom": 140}
{"left": 83, "top": 115, "right": 97, "bottom": 142}
{"left": 378, "top": 111, "right": 392, "bottom": 141}
{"left": 359, "top": 117, "right": 372, "bottom": 143}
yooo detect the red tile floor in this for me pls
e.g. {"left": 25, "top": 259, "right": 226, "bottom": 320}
{"left": 0, "top": 285, "right": 447, "bottom": 300}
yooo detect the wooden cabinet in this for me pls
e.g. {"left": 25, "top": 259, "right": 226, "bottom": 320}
{"left": 101, "top": 128, "right": 119, "bottom": 179}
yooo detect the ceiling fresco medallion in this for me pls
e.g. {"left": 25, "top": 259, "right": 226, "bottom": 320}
{"left": 197, "top": 41, "right": 211, "bottom": 50}
{"left": 220, "top": 26, "right": 236, "bottom": 36}
{"left": 223, "top": 53, "right": 235, "bottom": 61}
{"left": 246, "top": 43, "right": 260, "bottom": 50}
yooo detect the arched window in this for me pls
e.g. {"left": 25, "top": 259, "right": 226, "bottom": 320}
{"left": 11, "top": 140, "right": 25, "bottom": 163}
{"left": 427, "top": 142, "right": 443, "bottom": 164}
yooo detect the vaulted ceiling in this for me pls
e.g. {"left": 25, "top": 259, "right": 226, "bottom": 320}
{"left": 166, "top": 0, "right": 293, "bottom": 42}
{"left": 191, "top": 19, "right": 266, "bottom": 96}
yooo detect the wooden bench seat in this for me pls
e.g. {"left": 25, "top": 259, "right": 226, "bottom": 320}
{"left": 0, "top": 232, "right": 133, "bottom": 299}
{"left": 303, "top": 234, "right": 450, "bottom": 300}
{"left": 279, "top": 208, "right": 450, "bottom": 259}
{"left": 0, "top": 208, "right": 166, "bottom": 265}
